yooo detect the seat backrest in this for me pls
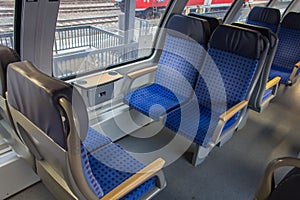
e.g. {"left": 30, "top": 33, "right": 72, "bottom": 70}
{"left": 246, "top": 6, "right": 281, "bottom": 33}
{"left": 272, "top": 12, "right": 300, "bottom": 74}
{"left": 155, "top": 14, "right": 210, "bottom": 98}
{"left": 232, "top": 22, "right": 278, "bottom": 111}
{"left": 189, "top": 13, "right": 223, "bottom": 33}
{"left": 195, "top": 25, "right": 268, "bottom": 117}
{"left": 0, "top": 46, "right": 20, "bottom": 97}
{"left": 7, "top": 61, "right": 100, "bottom": 199}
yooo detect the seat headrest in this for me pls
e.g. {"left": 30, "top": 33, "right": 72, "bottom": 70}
{"left": 209, "top": 24, "right": 264, "bottom": 59}
{"left": 7, "top": 61, "right": 88, "bottom": 150}
{"left": 281, "top": 12, "right": 300, "bottom": 30}
{"left": 166, "top": 14, "right": 210, "bottom": 45}
{"left": 0, "top": 46, "right": 20, "bottom": 96}
{"left": 248, "top": 6, "right": 281, "bottom": 25}
{"left": 232, "top": 22, "right": 277, "bottom": 48}
{"left": 189, "top": 13, "right": 222, "bottom": 32}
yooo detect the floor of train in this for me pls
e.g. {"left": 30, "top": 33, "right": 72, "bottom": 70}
{"left": 8, "top": 80, "right": 300, "bottom": 200}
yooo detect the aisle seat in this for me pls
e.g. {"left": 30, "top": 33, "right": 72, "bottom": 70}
{"left": 246, "top": 6, "right": 281, "bottom": 33}
{"left": 124, "top": 14, "right": 210, "bottom": 120}
{"left": 269, "top": 12, "right": 300, "bottom": 85}
{"left": 232, "top": 23, "right": 280, "bottom": 112}
{"left": 164, "top": 25, "right": 269, "bottom": 166}
{"left": 7, "top": 61, "right": 166, "bottom": 200}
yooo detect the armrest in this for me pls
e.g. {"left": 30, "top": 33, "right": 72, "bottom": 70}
{"left": 254, "top": 157, "right": 300, "bottom": 200}
{"left": 265, "top": 76, "right": 281, "bottom": 90}
{"left": 295, "top": 61, "right": 300, "bottom": 68}
{"left": 219, "top": 100, "right": 248, "bottom": 123}
{"left": 100, "top": 158, "right": 165, "bottom": 200}
{"left": 127, "top": 66, "right": 158, "bottom": 79}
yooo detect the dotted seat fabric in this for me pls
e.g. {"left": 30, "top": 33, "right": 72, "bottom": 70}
{"left": 87, "top": 143, "right": 157, "bottom": 199}
{"left": 262, "top": 88, "right": 272, "bottom": 103}
{"left": 165, "top": 48, "right": 258, "bottom": 147}
{"left": 82, "top": 127, "right": 112, "bottom": 153}
{"left": 124, "top": 83, "right": 187, "bottom": 121}
{"left": 246, "top": 20, "right": 278, "bottom": 33}
{"left": 269, "top": 27, "right": 300, "bottom": 84}
{"left": 124, "top": 34, "right": 205, "bottom": 120}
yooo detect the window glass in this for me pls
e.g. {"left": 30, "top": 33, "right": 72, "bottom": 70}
{"left": 0, "top": 0, "right": 15, "bottom": 48}
{"left": 53, "top": 0, "right": 166, "bottom": 79}
{"left": 268, "top": 0, "right": 292, "bottom": 14}
{"left": 232, "top": 0, "right": 270, "bottom": 23}
{"left": 183, "top": 0, "right": 235, "bottom": 19}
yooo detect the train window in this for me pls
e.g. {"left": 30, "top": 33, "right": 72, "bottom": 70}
{"left": 183, "top": 0, "right": 235, "bottom": 19}
{"left": 0, "top": 0, "right": 15, "bottom": 49}
{"left": 268, "top": 0, "right": 292, "bottom": 14}
{"left": 231, "top": 0, "right": 270, "bottom": 23}
{"left": 53, "top": 0, "right": 166, "bottom": 79}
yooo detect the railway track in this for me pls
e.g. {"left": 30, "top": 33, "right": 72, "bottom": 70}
{"left": 0, "top": 2, "right": 121, "bottom": 32}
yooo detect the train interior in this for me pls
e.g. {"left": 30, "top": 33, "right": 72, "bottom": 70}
{"left": 0, "top": 0, "right": 300, "bottom": 199}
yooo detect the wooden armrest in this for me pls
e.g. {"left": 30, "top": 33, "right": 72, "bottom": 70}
{"left": 295, "top": 61, "right": 300, "bottom": 68}
{"left": 100, "top": 158, "right": 165, "bottom": 200}
{"left": 127, "top": 66, "right": 158, "bottom": 79}
{"left": 265, "top": 76, "right": 281, "bottom": 90}
{"left": 219, "top": 100, "right": 248, "bottom": 122}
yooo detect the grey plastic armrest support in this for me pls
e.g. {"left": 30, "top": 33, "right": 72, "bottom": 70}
{"left": 254, "top": 157, "right": 300, "bottom": 200}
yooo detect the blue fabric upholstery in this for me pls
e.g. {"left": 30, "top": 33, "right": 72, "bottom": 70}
{"left": 124, "top": 83, "right": 187, "bottom": 121}
{"left": 125, "top": 33, "right": 205, "bottom": 120}
{"left": 88, "top": 143, "right": 157, "bottom": 199}
{"left": 262, "top": 89, "right": 272, "bottom": 102}
{"left": 165, "top": 47, "right": 259, "bottom": 146}
{"left": 269, "top": 26, "right": 300, "bottom": 84}
{"left": 246, "top": 20, "right": 278, "bottom": 33}
{"left": 82, "top": 127, "right": 112, "bottom": 153}
{"left": 81, "top": 145, "right": 104, "bottom": 198}
{"left": 246, "top": 6, "right": 280, "bottom": 33}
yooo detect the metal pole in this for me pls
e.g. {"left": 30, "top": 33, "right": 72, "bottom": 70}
{"left": 124, "top": 0, "right": 136, "bottom": 44}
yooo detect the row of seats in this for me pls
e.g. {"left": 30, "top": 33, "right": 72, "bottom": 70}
{"left": 0, "top": 46, "right": 166, "bottom": 199}
{"left": 124, "top": 14, "right": 270, "bottom": 166}
{"left": 124, "top": 8, "right": 300, "bottom": 166}
{"left": 247, "top": 7, "right": 300, "bottom": 86}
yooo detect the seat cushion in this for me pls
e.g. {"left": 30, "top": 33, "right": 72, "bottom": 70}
{"left": 88, "top": 143, "right": 157, "bottom": 199}
{"left": 82, "top": 127, "right": 112, "bottom": 153}
{"left": 262, "top": 89, "right": 273, "bottom": 102}
{"left": 165, "top": 101, "right": 238, "bottom": 147}
{"left": 124, "top": 83, "right": 187, "bottom": 121}
{"left": 269, "top": 66, "right": 292, "bottom": 85}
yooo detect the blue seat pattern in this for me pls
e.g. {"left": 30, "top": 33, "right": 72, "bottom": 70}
{"left": 165, "top": 48, "right": 258, "bottom": 146}
{"left": 269, "top": 27, "right": 300, "bottom": 84}
{"left": 82, "top": 127, "right": 112, "bottom": 153}
{"left": 246, "top": 20, "right": 277, "bottom": 33}
{"left": 124, "top": 34, "right": 204, "bottom": 120}
{"left": 88, "top": 143, "right": 157, "bottom": 199}
{"left": 124, "top": 83, "right": 187, "bottom": 121}
{"left": 262, "top": 89, "right": 272, "bottom": 102}
{"left": 81, "top": 145, "right": 104, "bottom": 198}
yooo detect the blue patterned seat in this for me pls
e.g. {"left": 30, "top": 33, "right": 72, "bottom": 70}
{"left": 83, "top": 127, "right": 112, "bottom": 153}
{"left": 7, "top": 61, "right": 166, "bottom": 199}
{"left": 124, "top": 14, "right": 210, "bottom": 120}
{"left": 232, "top": 22, "right": 280, "bottom": 112}
{"left": 246, "top": 6, "right": 281, "bottom": 33}
{"left": 81, "top": 143, "right": 158, "bottom": 199}
{"left": 269, "top": 12, "right": 300, "bottom": 85}
{"left": 164, "top": 25, "right": 268, "bottom": 165}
